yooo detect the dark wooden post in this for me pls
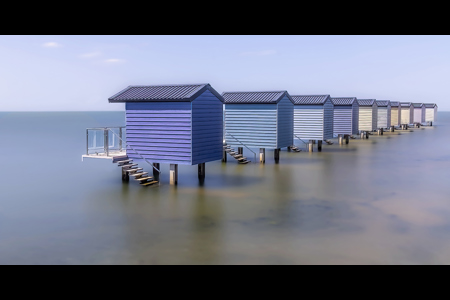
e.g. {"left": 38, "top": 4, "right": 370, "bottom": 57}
{"left": 308, "top": 140, "right": 314, "bottom": 152}
{"left": 238, "top": 147, "right": 243, "bottom": 155}
{"left": 318, "top": 140, "right": 322, "bottom": 152}
{"left": 345, "top": 135, "right": 349, "bottom": 144}
{"left": 153, "top": 163, "right": 160, "bottom": 181}
{"left": 122, "top": 167, "right": 129, "bottom": 182}
{"left": 198, "top": 163, "right": 205, "bottom": 180}
{"left": 274, "top": 148, "right": 280, "bottom": 163}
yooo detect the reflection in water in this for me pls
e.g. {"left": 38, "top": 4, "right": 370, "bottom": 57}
{"left": 0, "top": 112, "right": 449, "bottom": 264}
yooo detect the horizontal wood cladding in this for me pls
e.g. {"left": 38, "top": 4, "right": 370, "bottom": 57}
{"left": 358, "top": 107, "right": 374, "bottom": 131}
{"left": 425, "top": 108, "right": 435, "bottom": 122}
{"left": 401, "top": 107, "right": 413, "bottom": 124}
{"left": 377, "top": 107, "right": 390, "bottom": 129}
{"left": 125, "top": 102, "right": 192, "bottom": 165}
{"left": 333, "top": 108, "right": 352, "bottom": 136}
{"left": 225, "top": 103, "right": 278, "bottom": 149}
{"left": 294, "top": 106, "right": 324, "bottom": 140}
{"left": 391, "top": 107, "right": 400, "bottom": 126}
{"left": 191, "top": 90, "right": 223, "bottom": 165}
{"left": 277, "top": 95, "right": 294, "bottom": 148}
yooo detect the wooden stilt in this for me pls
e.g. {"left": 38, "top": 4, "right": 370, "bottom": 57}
{"left": 198, "top": 163, "right": 205, "bottom": 180}
{"left": 153, "top": 163, "right": 160, "bottom": 181}
{"left": 274, "top": 148, "right": 280, "bottom": 163}
{"left": 308, "top": 140, "right": 314, "bottom": 152}
{"left": 169, "top": 164, "right": 178, "bottom": 185}
{"left": 345, "top": 135, "right": 349, "bottom": 144}
{"left": 122, "top": 167, "right": 129, "bottom": 182}
{"left": 338, "top": 134, "right": 343, "bottom": 145}
{"left": 260, "top": 148, "right": 265, "bottom": 163}
{"left": 238, "top": 147, "right": 243, "bottom": 155}
{"left": 318, "top": 140, "right": 322, "bottom": 152}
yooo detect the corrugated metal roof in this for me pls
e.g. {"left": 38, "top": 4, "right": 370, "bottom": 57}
{"left": 376, "top": 100, "right": 390, "bottom": 107}
{"left": 108, "top": 83, "right": 224, "bottom": 102}
{"left": 290, "top": 95, "right": 331, "bottom": 105}
{"left": 357, "top": 99, "right": 376, "bottom": 106}
{"left": 222, "top": 91, "right": 292, "bottom": 104}
{"left": 412, "top": 103, "right": 424, "bottom": 108}
{"left": 390, "top": 101, "right": 400, "bottom": 107}
{"left": 424, "top": 103, "right": 436, "bottom": 108}
{"left": 331, "top": 97, "right": 357, "bottom": 105}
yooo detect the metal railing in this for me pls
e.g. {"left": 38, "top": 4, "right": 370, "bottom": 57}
{"left": 294, "top": 134, "right": 309, "bottom": 150}
{"left": 224, "top": 131, "right": 257, "bottom": 163}
{"left": 86, "top": 127, "right": 161, "bottom": 174}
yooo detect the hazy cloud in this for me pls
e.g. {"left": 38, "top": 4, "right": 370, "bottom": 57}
{"left": 104, "top": 58, "right": 125, "bottom": 64}
{"left": 79, "top": 51, "right": 102, "bottom": 58}
{"left": 42, "top": 42, "right": 62, "bottom": 48}
{"left": 239, "top": 49, "right": 277, "bottom": 56}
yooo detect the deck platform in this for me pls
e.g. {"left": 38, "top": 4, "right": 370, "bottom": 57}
{"left": 81, "top": 151, "right": 127, "bottom": 161}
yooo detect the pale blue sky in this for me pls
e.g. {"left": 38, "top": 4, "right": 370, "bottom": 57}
{"left": 0, "top": 35, "right": 448, "bottom": 111}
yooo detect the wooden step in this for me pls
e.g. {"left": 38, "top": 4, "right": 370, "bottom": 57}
{"left": 131, "top": 172, "right": 148, "bottom": 178}
{"left": 233, "top": 154, "right": 243, "bottom": 158}
{"left": 135, "top": 176, "right": 154, "bottom": 182}
{"left": 121, "top": 163, "right": 138, "bottom": 168}
{"left": 117, "top": 159, "right": 133, "bottom": 165}
{"left": 237, "top": 156, "right": 247, "bottom": 161}
{"left": 238, "top": 160, "right": 250, "bottom": 164}
{"left": 140, "top": 180, "right": 159, "bottom": 186}
{"left": 126, "top": 168, "right": 143, "bottom": 173}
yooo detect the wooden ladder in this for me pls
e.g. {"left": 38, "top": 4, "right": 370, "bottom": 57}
{"left": 115, "top": 157, "right": 159, "bottom": 186}
{"left": 223, "top": 145, "right": 250, "bottom": 164}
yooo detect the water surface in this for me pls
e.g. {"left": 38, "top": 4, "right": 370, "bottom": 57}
{"left": 0, "top": 111, "right": 449, "bottom": 264}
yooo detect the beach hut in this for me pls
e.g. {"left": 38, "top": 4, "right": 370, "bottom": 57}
{"left": 412, "top": 103, "right": 425, "bottom": 125}
{"left": 222, "top": 91, "right": 294, "bottom": 163}
{"left": 424, "top": 103, "right": 437, "bottom": 125}
{"left": 357, "top": 99, "right": 378, "bottom": 132}
{"left": 108, "top": 83, "right": 225, "bottom": 185}
{"left": 375, "top": 100, "right": 391, "bottom": 130}
{"left": 400, "top": 102, "right": 414, "bottom": 125}
{"left": 290, "top": 95, "right": 334, "bottom": 151}
{"left": 390, "top": 101, "right": 401, "bottom": 127}
{"left": 330, "top": 97, "right": 358, "bottom": 137}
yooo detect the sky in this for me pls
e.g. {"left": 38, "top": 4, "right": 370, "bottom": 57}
{"left": 0, "top": 35, "right": 449, "bottom": 111}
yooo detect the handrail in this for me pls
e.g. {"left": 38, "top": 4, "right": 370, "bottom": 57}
{"left": 294, "top": 134, "right": 309, "bottom": 150}
{"left": 106, "top": 128, "right": 161, "bottom": 174}
{"left": 224, "top": 131, "right": 257, "bottom": 163}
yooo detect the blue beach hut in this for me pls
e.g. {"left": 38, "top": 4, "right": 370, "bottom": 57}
{"left": 290, "top": 95, "right": 334, "bottom": 151}
{"left": 108, "top": 83, "right": 224, "bottom": 185}
{"left": 330, "top": 97, "right": 359, "bottom": 137}
{"left": 222, "top": 91, "right": 294, "bottom": 163}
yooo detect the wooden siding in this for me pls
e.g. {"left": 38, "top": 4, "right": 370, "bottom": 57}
{"left": 125, "top": 102, "right": 193, "bottom": 165}
{"left": 294, "top": 105, "right": 324, "bottom": 140}
{"left": 276, "top": 95, "right": 294, "bottom": 148}
{"left": 413, "top": 108, "right": 422, "bottom": 123}
{"left": 333, "top": 106, "right": 352, "bottom": 136}
{"left": 391, "top": 107, "right": 401, "bottom": 126}
{"left": 425, "top": 108, "right": 435, "bottom": 122}
{"left": 358, "top": 106, "right": 376, "bottom": 131}
{"left": 191, "top": 90, "right": 223, "bottom": 165}
{"left": 224, "top": 104, "right": 278, "bottom": 148}
{"left": 401, "top": 107, "right": 413, "bottom": 124}
{"left": 323, "top": 98, "right": 334, "bottom": 139}
{"left": 377, "top": 107, "right": 391, "bottom": 129}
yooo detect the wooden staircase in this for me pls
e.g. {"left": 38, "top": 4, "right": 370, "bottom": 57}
{"left": 114, "top": 156, "right": 159, "bottom": 186}
{"left": 223, "top": 144, "right": 250, "bottom": 164}
{"left": 288, "top": 145, "right": 302, "bottom": 152}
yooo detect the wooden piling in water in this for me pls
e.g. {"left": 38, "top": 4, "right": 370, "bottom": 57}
{"left": 318, "top": 140, "right": 322, "bottom": 152}
{"left": 122, "top": 167, "right": 129, "bottom": 182}
{"left": 198, "top": 163, "right": 205, "bottom": 181}
{"left": 274, "top": 148, "right": 280, "bottom": 163}
{"left": 170, "top": 164, "right": 178, "bottom": 185}
{"left": 260, "top": 148, "right": 265, "bottom": 163}
{"left": 308, "top": 140, "right": 314, "bottom": 152}
{"left": 153, "top": 163, "right": 160, "bottom": 181}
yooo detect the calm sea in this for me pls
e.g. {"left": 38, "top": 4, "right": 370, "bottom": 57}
{"left": 0, "top": 111, "right": 449, "bottom": 264}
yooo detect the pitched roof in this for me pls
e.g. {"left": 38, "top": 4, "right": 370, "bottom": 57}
{"left": 108, "top": 83, "right": 224, "bottom": 103}
{"left": 400, "top": 102, "right": 412, "bottom": 107}
{"left": 221, "top": 91, "right": 292, "bottom": 104}
{"left": 424, "top": 103, "right": 436, "bottom": 108}
{"left": 357, "top": 99, "right": 376, "bottom": 106}
{"left": 376, "top": 100, "right": 390, "bottom": 107}
{"left": 290, "top": 95, "right": 331, "bottom": 105}
{"left": 412, "top": 103, "right": 424, "bottom": 108}
{"left": 330, "top": 97, "right": 357, "bottom": 105}
{"left": 390, "top": 101, "right": 400, "bottom": 107}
